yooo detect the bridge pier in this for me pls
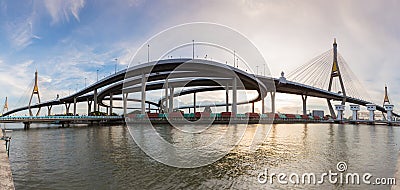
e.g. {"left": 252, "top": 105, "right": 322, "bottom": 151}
{"left": 384, "top": 104, "right": 394, "bottom": 122}
{"left": 366, "top": 104, "right": 376, "bottom": 122}
{"left": 109, "top": 93, "right": 113, "bottom": 115}
{"left": 302, "top": 95, "right": 307, "bottom": 115}
{"left": 261, "top": 97, "right": 265, "bottom": 114}
{"left": 226, "top": 84, "right": 229, "bottom": 112}
{"left": 335, "top": 105, "right": 345, "bottom": 121}
{"left": 87, "top": 100, "right": 92, "bottom": 115}
{"left": 23, "top": 122, "right": 30, "bottom": 130}
{"left": 350, "top": 104, "right": 360, "bottom": 121}
{"left": 65, "top": 103, "right": 71, "bottom": 115}
{"left": 141, "top": 73, "right": 146, "bottom": 114}
{"left": 164, "top": 78, "right": 169, "bottom": 113}
{"left": 123, "top": 93, "right": 128, "bottom": 116}
{"left": 94, "top": 89, "right": 98, "bottom": 112}
{"left": 169, "top": 87, "right": 174, "bottom": 112}
{"left": 47, "top": 105, "right": 52, "bottom": 116}
{"left": 73, "top": 97, "right": 77, "bottom": 116}
{"left": 270, "top": 91, "right": 275, "bottom": 114}
{"left": 232, "top": 77, "right": 237, "bottom": 116}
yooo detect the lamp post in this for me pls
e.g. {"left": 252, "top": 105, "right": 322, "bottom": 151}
{"left": 256, "top": 65, "right": 259, "bottom": 75}
{"left": 84, "top": 77, "right": 87, "bottom": 88}
{"left": 1, "top": 129, "right": 12, "bottom": 156}
{"left": 96, "top": 69, "right": 99, "bottom": 82}
{"left": 114, "top": 58, "right": 118, "bottom": 74}
{"left": 263, "top": 63, "right": 266, "bottom": 76}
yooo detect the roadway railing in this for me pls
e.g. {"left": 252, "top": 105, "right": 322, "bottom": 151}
{"left": 0, "top": 115, "right": 123, "bottom": 121}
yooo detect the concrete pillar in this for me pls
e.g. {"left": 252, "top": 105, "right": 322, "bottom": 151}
{"left": 87, "top": 100, "right": 92, "bottom": 115}
{"left": 335, "top": 105, "right": 345, "bottom": 120}
{"left": 232, "top": 77, "right": 237, "bottom": 115}
{"left": 226, "top": 84, "right": 229, "bottom": 112}
{"left": 270, "top": 91, "right": 276, "bottom": 113}
{"left": 261, "top": 95, "right": 266, "bottom": 114}
{"left": 148, "top": 103, "right": 151, "bottom": 113}
{"left": 169, "top": 87, "right": 174, "bottom": 112}
{"left": 350, "top": 104, "right": 360, "bottom": 121}
{"left": 123, "top": 93, "right": 128, "bottom": 116}
{"left": 384, "top": 104, "right": 394, "bottom": 122}
{"left": 193, "top": 92, "right": 197, "bottom": 113}
{"left": 109, "top": 93, "right": 113, "bottom": 115}
{"left": 366, "top": 104, "right": 376, "bottom": 121}
{"left": 164, "top": 78, "right": 169, "bottom": 113}
{"left": 47, "top": 105, "right": 52, "bottom": 116}
{"left": 302, "top": 95, "right": 307, "bottom": 115}
{"left": 141, "top": 73, "right": 146, "bottom": 114}
{"left": 65, "top": 103, "right": 71, "bottom": 115}
{"left": 94, "top": 89, "right": 98, "bottom": 112}
{"left": 73, "top": 97, "right": 77, "bottom": 116}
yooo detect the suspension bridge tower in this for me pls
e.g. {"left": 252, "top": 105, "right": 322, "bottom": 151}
{"left": 1, "top": 97, "right": 8, "bottom": 115}
{"left": 383, "top": 85, "right": 394, "bottom": 122}
{"left": 327, "top": 38, "right": 347, "bottom": 117}
{"left": 28, "top": 70, "right": 41, "bottom": 116}
{"left": 383, "top": 85, "right": 390, "bottom": 105}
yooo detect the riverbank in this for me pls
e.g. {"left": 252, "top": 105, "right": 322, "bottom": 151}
{"left": 0, "top": 130, "right": 14, "bottom": 190}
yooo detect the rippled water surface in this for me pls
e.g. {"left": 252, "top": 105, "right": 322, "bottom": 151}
{"left": 7, "top": 123, "right": 400, "bottom": 189}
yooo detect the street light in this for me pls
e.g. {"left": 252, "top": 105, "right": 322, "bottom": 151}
{"left": 114, "top": 58, "right": 118, "bottom": 74}
{"left": 84, "top": 77, "right": 87, "bottom": 88}
{"left": 263, "top": 63, "right": 266, "bottom": 77}
{"left": 1, "top": 129, "right": 12, "bottom": 156}
{"left": 256, "top": 65, "right": 259, "bottom": 75}
{"left": 96, "top": 69, "right": 99, "bottom": 82}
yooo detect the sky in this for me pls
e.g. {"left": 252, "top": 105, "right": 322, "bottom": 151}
{"left": 0, "top": 0, "right": 399, "bottom": 116}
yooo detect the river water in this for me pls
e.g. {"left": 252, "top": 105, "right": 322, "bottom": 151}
{"left": 6, "top": 123, "right": 400, "bottom": 189}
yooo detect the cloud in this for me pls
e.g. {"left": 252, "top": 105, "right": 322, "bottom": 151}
{"left": 44, "top": 0, "right": 85, "bottom": 24}
{"left": 6, "top": 17, "right": 40, "bottom": 50}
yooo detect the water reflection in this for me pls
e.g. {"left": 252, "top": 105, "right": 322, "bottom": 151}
{"left": 8, "top": 124, "right": 400, "bottom": 189}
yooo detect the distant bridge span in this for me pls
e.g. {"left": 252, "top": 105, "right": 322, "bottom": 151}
{"left": 2, "top": 58, "right": 397, "bottom": 117}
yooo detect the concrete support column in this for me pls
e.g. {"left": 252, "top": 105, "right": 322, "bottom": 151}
{"left": 148, "top": 103, "right": 151, "bottom": 113}
{"left": 270, "top": 91, "right": 276, "bottom": 114}
{"left": 65, "top": 103, "right": 71, "bottom": 115}
{"left": 164, "top": 79, "right": 169, "bottom": 113}
{"left": 366, "top": 104, "right": 376, "bottom": 121}
{"left": 47, "top": 105, "right": 52, "bottom": 116}
{"left": 350, "top": 104, "right": 360, "bottom": 121}
{"left": 335, "top": 105, "right": 345, "bottom": 120}
{"left": 73, "top": 97, "right": 77, "bottom": 116}
{"left": 94, "top": 89, "right": 98, "bottom": 112}
{"left": 87, "top": 100, "right": 92, "bottom": 115}
{"left": 193, "top": 92, "right": 197, "bottom": 113}
{"left": 384, "top": 104, "right": 394, "bottom": 122}
{"left": 123, "top": 93, "right": 128, "bottom": 116}
{"left": 226, "top": 84, "right": 229, "bottom": 112}
{"left": 232, "top": 77, "right": 237, "bottom": 116}
{"left": 302, "top": 95, "right": 307, "bottom": 115}
{"left": 169, "top": 87, "right": 174, "bottom": 112}
{"left": 261, "top": 97, "right": 265, "bottom": 114}
{"left": 141, "top": 73, "right": 146, "bottom": 114}
{"left": 109, "top": 93, "right": 113, "bottom": 115}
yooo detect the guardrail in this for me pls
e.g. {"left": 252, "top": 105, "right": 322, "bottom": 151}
{"left": 0, "top": 116, "right": 124, "bottom": 121}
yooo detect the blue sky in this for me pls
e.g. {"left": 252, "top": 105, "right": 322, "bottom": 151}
{"left": 0, "top": 0, "right": 400, "bottom": 115}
